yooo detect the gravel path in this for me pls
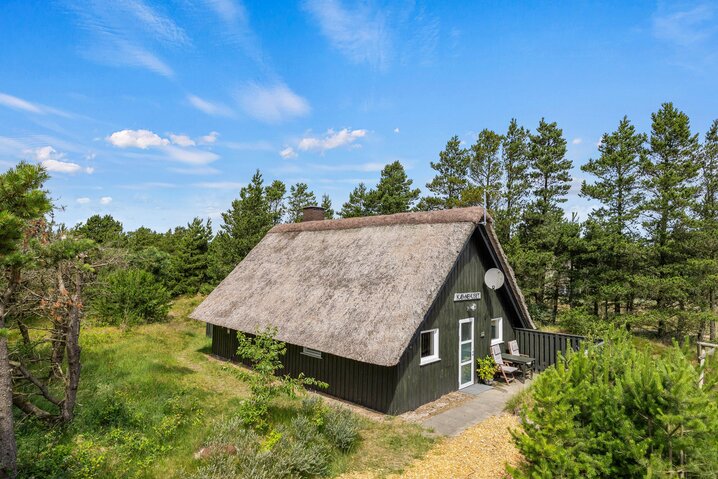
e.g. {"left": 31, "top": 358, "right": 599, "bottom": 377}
{"left": 340, "top": 414, "right": 521, "bottom": 479}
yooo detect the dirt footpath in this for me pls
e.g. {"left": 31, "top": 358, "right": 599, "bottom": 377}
{"left": 341, "top": 414, "right": 522, "bottom": 479}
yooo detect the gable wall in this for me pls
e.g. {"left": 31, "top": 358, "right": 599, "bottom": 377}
{"left": 388, "top": 226, "right": 521, "bottom": 414}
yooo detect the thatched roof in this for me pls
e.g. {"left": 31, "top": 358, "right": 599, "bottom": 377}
{"left": 191, "top": 207, "right": 533, "bottom": 366}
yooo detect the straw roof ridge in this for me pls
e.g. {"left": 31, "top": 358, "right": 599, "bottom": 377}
{"left": 270, "top": 206, "right": 492, "bottom": 234}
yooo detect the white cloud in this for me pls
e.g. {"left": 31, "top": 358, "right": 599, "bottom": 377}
{"left": 200, "top": 131, "right": 220, "bottom": 144}
{"left": 42, "top": 159, "right": 83, "bottom": 173}
{"left": 107, "top": 129, "right": 170, "bottom": 149}
{"left": 76, "top": 197, "right": 91, "bottom": 204}
{"left": 0, "top": 92, "right": 71, "bottom": 117}
{"left": 236, "top": 83, "right": 310, "bottom": 123}
{"left": 280, "top": 147, "right": 297, "bottom": 159}
{"left": 303, "top": 0, "right": 390, "bottom": 70}
{"left": 194, "top": 181, "right": 245, "bottom": 189}
{"left": 27, "top": 146, "right": 85, "bottom": 173}
{"left": 85, "top": 166, "right": 95, "bottom": 174}
{"left": 169, "top": 133, "right": 196, "bottom": 147}
{"left": 394, "top": 127, "right": 400, "bottom": 134}
{"left": 100, "top": 196, "right": 113, "bottom": 205}
{"left": 572, "top": 138, "right": 583, "bottom": 145}
{"left": 298, "top": 128, "right": 367, "bottom": 152}
{"left": 187, "top": 95, "right": 234, "bottom": 117}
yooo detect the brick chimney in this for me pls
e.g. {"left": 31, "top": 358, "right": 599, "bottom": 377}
{"left": 302, "top": 206, "right": 325, "bottom": 222}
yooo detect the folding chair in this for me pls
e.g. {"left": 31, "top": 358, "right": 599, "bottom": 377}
{"left": 491, "top": 344, "right": 517, "bottom": 383}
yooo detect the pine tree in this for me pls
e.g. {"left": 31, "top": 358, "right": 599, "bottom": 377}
{"left": 420, "top": 135, "right": 469, "bottom": 210}
{"left": 341, "top": 183, "right": 375, "bottom": 218}
{"left": 320, "top": 194, "right": 335, "bottom": 219}
{"left": 0, "top": 162, "right": 52, "bottom": 477}
{"left": 75, "top": 214, "right": 124, "bottom": 245}
{"left": 265, "top": 180, "right": 287, "bottom": 225}
{"left": 212, "top": 170, "right": 273, "bottom": 279}
{"left": 694, "top": 119, "right": 718, "bottom": 340}
{"left": 173, "top": 218, "right": 212, "bottom": 294}
{"left": 467, "top": 129, "right": 503, "bottom": 211}
{"left": 641, "top": 103, "right": 700, "bottom": 335}
{"left": 287, "top": 183, "right": 317, "bottom": 223}
{"left": 498, "top": 119, "right": 531, "bottom": 242}
{"left": 580, "top": 116, "right": 647, "bottom": 316}
{"left": 517, "top": 119, "right": 572, "bottom": 322}
{"left": 371, "top": 161, "right": 420, "bottom": 215}
{"left": 527, "top": 118, "right": 572, "bottom": 219}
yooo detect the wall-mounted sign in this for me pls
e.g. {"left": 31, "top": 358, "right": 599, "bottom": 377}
{"left": 454, "top": 292, "right": 481, "bottom": 301}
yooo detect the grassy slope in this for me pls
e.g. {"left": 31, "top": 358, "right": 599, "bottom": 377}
{"left": 16, "top": 296, "right": 434, "bottom": 478}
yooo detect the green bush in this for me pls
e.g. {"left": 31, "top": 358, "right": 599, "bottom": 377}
{"left": 82, "top": 384, "right": 136, "bottom": 429}
{"left": 323, "top": 407, "right": 359, "bottom": 452}
{"left": 510, "top": 329, "right": 718, "bottom": 478}
{"left": 91, "top": 268, "right": 171, "bottom": 326}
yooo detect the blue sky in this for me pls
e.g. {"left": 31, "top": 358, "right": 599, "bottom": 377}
{"left": 1, "top": 1, "right": 717, "bottom": 231}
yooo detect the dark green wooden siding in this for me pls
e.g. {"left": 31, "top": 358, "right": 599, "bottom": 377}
{"left": 210, "top": 326, "right": 398, "bottom": 412}
{"left": 389, "top": 226, "right": 522, "bottom": 414}
{"left": 209, "top": 224, "right": 526, "bottom": 415}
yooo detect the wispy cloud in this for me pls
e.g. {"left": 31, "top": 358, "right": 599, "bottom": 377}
{"left": 194, "top": 181, "right": 245, "bottom": 189}
{"left": 572, "top": 138, "right": 583, "bottom": 145}
{"left": 298, "top": 128, "right": 367, "bottom": 153}
{"left": 63, "top": 0, "right": 189, "bottom": 77}
{"left": 309, "top": 161, "right": 385, "bottom": 172}
{"left": 76, "top": 197, "right": 91, "bottom": 204}
{"left": 187, "top": 94, "right": 234, "bottom": 117}
{"left": 280, "top": 147, "right": 297, "bottom": 159}
{"left": 653, "top": 3, "right": 716, "bottom": 46}
{"left": 235, "top": 83, "right": 310, "bottom": 123}
{"left": 169, "top": 134, "right": 195, "bottom": 147}
{"left": 303, "top": 0, "right": 390, "bottom": 70}
{"left": 201, "top": 0, "right": 265, "bottom": 66}
{"left": 100, "top": 196, "right": 113, "bottom": 205}
{"left": 0, "top": 92, "right": 72, "bottom": 117}
{"left": 200, "top": 131, "right": 220, "bottom": 144}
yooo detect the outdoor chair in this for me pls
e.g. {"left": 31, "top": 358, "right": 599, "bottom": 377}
{"left": 507, "top": 340, "right": 534, "bottom": 379}
{"left": 490, "top": 344, "right": 517, "bottom": 384}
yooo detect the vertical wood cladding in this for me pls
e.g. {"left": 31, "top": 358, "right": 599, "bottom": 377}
{"left": 389, "top": 226, "right": 521, "bottom": 414}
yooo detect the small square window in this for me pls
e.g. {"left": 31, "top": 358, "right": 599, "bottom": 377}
{"left": 301, "top": 347, "right": 322, "bottom": 359}
{"left": 491, "top": 318, "right": 503, "bottom": 346}
{"left": 420, "top": 329, "right": 440, "bottom": 365}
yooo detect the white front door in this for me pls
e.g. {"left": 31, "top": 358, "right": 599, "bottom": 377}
{"left": 458, "top": 317, "right": 475, "bottom": 389}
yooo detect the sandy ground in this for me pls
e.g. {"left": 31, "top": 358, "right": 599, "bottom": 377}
{"left": 339, "top": 414, "right": 521, "bottom": 479}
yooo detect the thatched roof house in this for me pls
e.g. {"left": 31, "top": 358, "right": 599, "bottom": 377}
{"left": 193, "top": 206, "right": 536, "bottom": 414}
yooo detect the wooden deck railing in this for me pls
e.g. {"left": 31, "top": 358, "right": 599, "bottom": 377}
{"left": 514, "top": 328, "right": 599, "bottom": 372}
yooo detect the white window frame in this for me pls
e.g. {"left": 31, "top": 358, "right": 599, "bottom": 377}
{"left": 419, "top": 328, "right": 440, "bottom": 366}
{"left": 490, "top": 317, "right": 503, "bottom": 346}
{"left": 301, "top": 346, "right": 322, "bottom": 359}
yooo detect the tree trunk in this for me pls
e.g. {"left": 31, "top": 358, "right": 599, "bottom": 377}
{"left": 710, "top": 288, "right": 717, "bottom": 342}
{"left": 49, "top": 320, "right": 67, "bottom": 379}
{"left": 0, "top": 312, "right": 17, "bottom": 479}
{"left": 61, "top": 271, "right": 82, "bottom": 423}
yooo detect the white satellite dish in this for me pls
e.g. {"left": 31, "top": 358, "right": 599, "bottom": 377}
{"left": 484, "top": 268, "right": 505, "bottom": 290}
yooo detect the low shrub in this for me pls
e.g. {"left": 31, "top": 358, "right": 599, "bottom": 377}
{"left": 91, "top": 268, "right": 171, "bottom": 326}
{"left": 323, "top": 407, "right": 360, "bottom": 452}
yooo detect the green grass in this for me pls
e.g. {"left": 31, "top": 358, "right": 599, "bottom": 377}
{"left": 15, "top": 295, "right": 434, "bottom": 478}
